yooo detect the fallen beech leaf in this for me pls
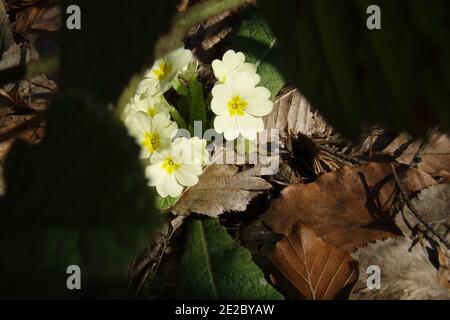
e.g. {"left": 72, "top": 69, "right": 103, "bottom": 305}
{"left": 351, "top": 238, "right": 450, "bottom": 300}
{"left": 264, "top": 88, "right": 331, "bottom": 140}
{"left": 395, "top": 184, "right": 450, "bottom": 254}
{"left": 261, "top": 163, "right": 436, "bottom": 252}
{"left": 383, "top": 132, "right": 450, "bottom": 175}
{"left": 270, "top": 224, "right": 358, "bottom": 300}
{"left": 171, "top": 164, "right": 272, "bottom": 217}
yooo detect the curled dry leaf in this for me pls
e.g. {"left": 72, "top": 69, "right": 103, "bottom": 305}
{"left": 351, "top": 238, "right": 450, "bottom": 300}
{"left": 261, "top": 163, "right": 436, "bottom": 252}
{"left": 12, "top": 3, "right": 61, "bottom": 33}
{"left": 270, "top": 224, "right": 358, "bottom": 300}
{"left": 263, "top": 89, "right": 335, "bottom": 183}
{"left": 395, "top": 184, "right": 450, "bottom": 255}
{"left": 17, "top": 75, "right": 57, "bottom": 111}
{"left": 264, "top": 88, "right": 332, "bottom": 142}
{"left": 170, "top": 164, "right": 272, "bottom": 217}
{"left": 383, "top": 132, "right": 450, "bottom": 175}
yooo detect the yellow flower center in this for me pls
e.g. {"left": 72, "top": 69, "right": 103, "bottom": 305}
{"left": 142, "top": 132, "right": 161, "bottom": 153}
{"left": 162, "top": 158, "right": 180, "bottom": 174}
{"left": 152, "top": 61, "right": 173, "bottom": 81}
{"left": 227, "top": 96, "right": 248, "bottom": 117}
{"left": 147, "top": 105, "right": 157, "bottom": 117}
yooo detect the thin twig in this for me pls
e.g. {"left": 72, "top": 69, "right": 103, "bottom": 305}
{"left": 319, "top": 144, "right": 364, "bottom": 165}
{"left": 388, "top": 134, "right": 432, "bottom": 218}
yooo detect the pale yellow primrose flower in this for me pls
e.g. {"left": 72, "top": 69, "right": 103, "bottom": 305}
{"left": 137, "top": 47, "right": 194, "bottom": 95}
{"left": 125, "top": 112, "right": 178, "bottom": 159}
{"left": 184, "top": 136, "right": 210, "bottom": 166}
{"left": 132, "top": 94, "right": 171, "bottom": 117}
{"left": 145, "top": 137, "right": 206, "bottom": 198}
{"left": 211, "top": 71, "right": 273, "bottom": 141}
{"left": 212, "top": 50, "right": 259, "bottom": 84}
{"left": 179, "top": 59, "right": 199, "bottom": 82}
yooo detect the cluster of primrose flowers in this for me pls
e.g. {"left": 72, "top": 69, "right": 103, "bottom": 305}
{"left": 123, "top": 47, "right": 273, "bottom": 198}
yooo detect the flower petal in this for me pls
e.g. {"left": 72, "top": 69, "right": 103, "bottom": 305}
{"left": 175, "top": 164, "right": 201, "bottom": 187}
{"left": 211, "top": 98, "right": 227, "bottom": 116}
{"left": 224, "top": 128, "right": 240, "bottom": 141}
{"left": 214, "top": 115, "right": 235, "bottom": 134}
{"left": 156, "top": 173, "right": 183, "bottom": 197}
{"left": 246, "top": 87, "right": 273, "bottom": 117}
{"left": 212, "top": 60, "right": 227, "bottom": 82}
{"left": 223, "top": 50, "right": 245, "bottom": 69}
{"left": 137, "top": 78, "right": 157, "bottom": 95}
{"left": 145, "top": 163, "right": 165, "bottom": 186}
{"left": 237, "top": 113, "right": 264, "bottom": 140}
{"left": 237, "top": 62, "right": 257, "bottom": 74}
{"left": 212, "top": 84, "right": 232, "bottom": 101}
{"left": 125, "top": 111, "right": 151, "bottom": 135}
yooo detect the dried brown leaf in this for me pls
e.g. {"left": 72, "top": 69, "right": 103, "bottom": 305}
{"left": 29, "top": 5, "right": 61, "bottom": 32}
{"left": 270, "top": 224, "right": 358, "bottom": 300}
{"left": 17, "top": 75, "right": 57, "bottom": 111}
{"left": 171, "top": 164, "right": 272, "bottom": 217}
{"left": 261, "top": 163, "right": 436, "bottom": 252}
{"left": 396, "top": 184, "right": 450, "bottom": 254}
{"left": 264, "top": 88, "right": 332, "bottom": 141}
{"left": 0, "top": 42, "right": 39, "bottom": 71}
{"left": 351, "top": 238, "right": 450, "bottom": 300}
{"left": 13, "top": 3, "right": 61, "bottom": 33}
{"left": 0, "top": 114, "right": 44, "bottom": 160}
{"left": 383, "top": 132, "right": 450, "bottom": 175}
{"left": 264, "top": 89, "right": 335, "bottom": 183}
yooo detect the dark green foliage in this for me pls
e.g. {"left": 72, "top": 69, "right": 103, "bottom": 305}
{"left": 259, "top": 0, "right": 450, "bottom": 137}
{"left": 188, "top": 78, "right": 207, "bottom": 127}
{"left": 0, "top": 1, "right": 184, "bottom": 298}
{"left": 230, "top": 13, "right": 285, "bottom": 99}
{"left": 59, "top": 0, "right": 177, "bottom": 103}
{"left": 0, "top": 95, "right": 161, "bottom": 298}
{"left": 177, "top": 218, "right": 283, "bottom": 300}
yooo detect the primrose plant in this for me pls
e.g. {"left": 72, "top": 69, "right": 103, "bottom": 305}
{"left": 123, "top": 47, "right": 274, "bottom": 198}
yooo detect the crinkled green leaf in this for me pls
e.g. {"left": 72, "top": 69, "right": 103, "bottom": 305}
{"left": 177, "top": 218, "right": 284, "bottom": 299}
{"left": 231, "top": 13, "right": 285, "bottom": 99}
{"left": 0, "top": 95, "right": 161, "bottom": 298}
{"left": 259, "top": 0, "right": 450, "bottom": 137}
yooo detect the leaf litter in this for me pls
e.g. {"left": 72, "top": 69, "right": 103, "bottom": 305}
{"left": 1, "top": 0, "right": 449, "bottom": 300}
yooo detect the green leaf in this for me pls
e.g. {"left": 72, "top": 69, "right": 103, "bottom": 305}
{"left": 259, "top": 0, "right": 450, "bottom": 137}
{"left": 59, "top": 0, "right": 176, "bottom": 103}
{"left": 188, "top": 78, "right": 207, "bottom": 128}
{"left": 230, "top": 13, "right": 285, "bottom": 99}
{"left": 177, "top": 218, "right": 284, "bottom": 299}
{"left": 0, "top": 95, "right": 161, "bottom": 298}
{"left": 169, "top": 104, "right": 188, "bottom": 130}
{"left": 155, "top": 194, "right": 180, "bottom": 211}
